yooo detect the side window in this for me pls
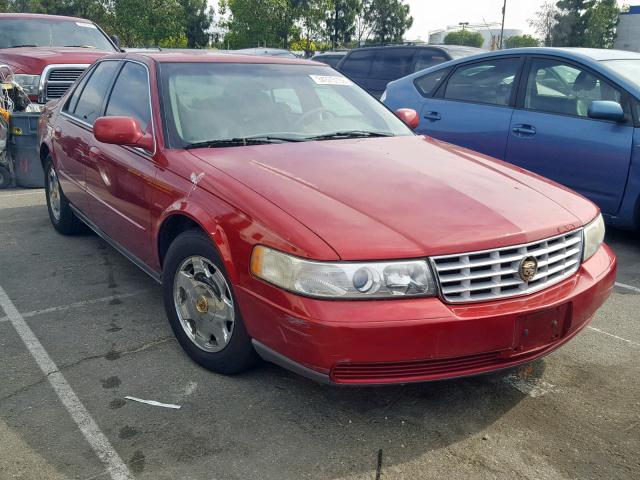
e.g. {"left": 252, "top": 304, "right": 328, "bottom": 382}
{"left": 414, "top": 49, "right": 448, "bottom": 72}
{"left": 444, "top": 58, "right": 521, "bottom": 107}
{"left": 370, "top": 48, "right": 415, "bottom": 80}
{"left": 525, "top": 58, "right": 623, "bottom": 118}
{"left": 64, "top": 68, "right": 93, "bottom": 114}
{"left": 105, "top": 62, "right": 151, "bottom": 132}
{"left": 414, "top": 67, "right": 451, "bottom": 97}
{"left": 71, "top": 61, "right": 120, "bottom": 125}
{"left": 340, "top": 50, "right": 375, "bottom": 77}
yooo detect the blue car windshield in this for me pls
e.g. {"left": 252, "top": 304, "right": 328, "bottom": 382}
{"left": 601, "top": 59, "right": 640, "bottom": 86}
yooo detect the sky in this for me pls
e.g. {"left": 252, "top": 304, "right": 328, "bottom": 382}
{"left": 403, "top": 0, "right": 628, "bottom": 41}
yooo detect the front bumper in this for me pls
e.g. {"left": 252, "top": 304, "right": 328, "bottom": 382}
{"left": 237, "top": 245, "right": 616, "bottom": 385}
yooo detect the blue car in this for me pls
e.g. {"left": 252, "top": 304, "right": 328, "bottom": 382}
{"left": 383, "top": 48, "right": 640, "bottom": 229}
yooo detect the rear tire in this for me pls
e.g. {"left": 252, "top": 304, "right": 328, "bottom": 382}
{"left": 44, "top": 157, "right": 84, "bottom": 235}
{"left": 163, "top": 229, "right": 258, "bottom": 374}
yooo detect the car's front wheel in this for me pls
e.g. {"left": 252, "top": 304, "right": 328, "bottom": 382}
{"left": 44, "top": 157, "right": 84, "bottom": 235}
{"left": 163, "top": 229, "right": 258, "bottom": 374}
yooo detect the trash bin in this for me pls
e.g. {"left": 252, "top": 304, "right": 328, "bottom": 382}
{"left": 9, "top": 111, "right": 43, "bottom": 188}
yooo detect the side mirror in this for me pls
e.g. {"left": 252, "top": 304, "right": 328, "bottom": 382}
{"left": 588, "top": 101, "right": 625, "bottom": 123}
{"left": 94, "top": 116, "right": 153, "bottom": 152}
{"left": 395, "top": 108, "right": 420, "bottom": 129}
{"left": 110, "top": 34, "right": 121, "bottom": 49}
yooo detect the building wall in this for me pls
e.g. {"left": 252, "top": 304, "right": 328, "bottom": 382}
{"left": 428, "top": 27, "right": 522, "bottom": 50}
{"left": 615, "top": 8, "right": 640, "bottom": 53}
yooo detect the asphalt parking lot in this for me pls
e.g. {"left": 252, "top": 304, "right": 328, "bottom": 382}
{"left": 0, "top": 188, "right": 638, "bottom": 480}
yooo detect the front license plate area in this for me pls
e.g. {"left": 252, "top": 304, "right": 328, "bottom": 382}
{"left": 514, "top": 304, "right": 571, "bottom": 352}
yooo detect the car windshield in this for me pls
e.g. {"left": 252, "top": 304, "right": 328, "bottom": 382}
{"left": 601, "top": 59, "right": 640, "bottom": 86}
{"left": 0, "top": 18, "right": 115, "bottom": 50}
{"left": 159, "top": 62, "right": 413, "bottom": 148}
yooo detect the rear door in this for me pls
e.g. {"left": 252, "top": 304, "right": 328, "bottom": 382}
{"left": 418, "top": 56, "right": 523, "bottom": 160}
{"left": 505, "top": 56, "right": 634, "bottom": 215}
{"left": 55, "top": 60, "right": 120, "bottom": 215}
{"left": 84, "top": 60, "right": 157, "bottom": 264}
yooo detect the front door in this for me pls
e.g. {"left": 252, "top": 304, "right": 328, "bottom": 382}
{"left": 505, "top": 57, "right": 634, "bottom": 215}
{"left": 84, "top": 61, "right": 157, "bottom": 264}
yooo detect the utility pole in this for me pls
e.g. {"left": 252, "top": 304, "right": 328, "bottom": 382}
{"left": 458, "top": 22, "right": 469, "bottom": 46}
{"left": 499, "top": 0, "right": 507, "bottom": 49}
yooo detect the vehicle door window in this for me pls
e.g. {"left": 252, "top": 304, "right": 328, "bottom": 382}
{"left": 524, "top": 58, "right": 624, "bottom": 118}
{"left": 370, "top": 48, "right": 415, "bottom": 80}
{"left": 105, "top": 62, "right": 152, "bottom": 132}
{"left": 413, "top": 49, "right": 448, "bottom": 72}
{"left": 414, "top": 67, "right": 451, "bottom": 97}
{"left": 64, "top": 68, "right": 93, "bottom": 114}
{"left": 340, "top": 50, "right": 375, "bottom": 77}
{"left": 444, "top": 58, "right": 520, "bottom": 106}
{"left": 70, "top": 61, "right": 120, "bottom": 125}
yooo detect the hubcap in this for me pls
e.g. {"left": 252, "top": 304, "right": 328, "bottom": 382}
{"left": 173, "top": 256, "right": 235, "bottom": 353}
{"left": 47, "top": 166, "right": 61, "bottom": 221}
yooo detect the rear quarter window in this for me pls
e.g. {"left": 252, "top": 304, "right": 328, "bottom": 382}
{"left": 414, "top": 67, "right": 452, "bottom": 97}
{"left": 370, "top": 48, "right": 416, "bottom": 80}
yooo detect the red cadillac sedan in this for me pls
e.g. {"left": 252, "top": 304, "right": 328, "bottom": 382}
{"left": 39, "top": 52, "right": 616, "bottom": 385}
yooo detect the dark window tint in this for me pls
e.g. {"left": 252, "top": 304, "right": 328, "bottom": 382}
{"left": 64, "top": 69, "right": 93, "bottom": 114}
{"left": 370, "top": 48, "right": 415, "bottom": 80}
{"left": 415, "top": 67, "right": 451, "bottom": 97}
{"left": 315, "top": 55, "right": 342, "bottom": 68}
{"left": 72, "top": 61, "right": 120, "bottom": 125}
{"left": 444, "top": 58, "right": 520, "bottom": 106}
{"left": 340, "top": 50, "right": 375, "bottom": 77}
{"left": 105, "top": 62, "right": 151, "bottom": 132}
{"left": 524, "top": 58, "right": 623, "bottom": 118}
{"left": 414, "top": 49, "right": 448, "bottom": 72}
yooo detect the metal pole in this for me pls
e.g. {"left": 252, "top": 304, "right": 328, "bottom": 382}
{"left": 499, "top": 0, "right": 507, "bottom": 49}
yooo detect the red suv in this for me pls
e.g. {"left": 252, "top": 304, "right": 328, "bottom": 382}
{"left": 39, "top": 52, "right": 616, "bottom": 385}
{"left": 0, "top": 13, "right": 117, "bottom": 104}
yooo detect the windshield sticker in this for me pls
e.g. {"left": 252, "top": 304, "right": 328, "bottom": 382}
{"left": 76, "top": 22, "right": 97, "bottom": 28}
{"left": 309, "top": 75, "right": 353, "bottom": 86}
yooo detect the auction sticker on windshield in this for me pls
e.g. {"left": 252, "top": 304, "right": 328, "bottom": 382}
{"left": 309, "top": 75, "right": 353, "bottom": 86}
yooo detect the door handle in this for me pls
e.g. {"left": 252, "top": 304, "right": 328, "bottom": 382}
{"left": 53, "top": 126, "right": 62, "bottom": 139}
{"left": 423, "top": 111, "right": 441, "bottom": 121}
{"left": 512, "top": 124, "right": 536, "bottom": 136}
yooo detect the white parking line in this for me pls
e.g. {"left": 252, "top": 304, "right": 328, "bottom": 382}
{"left": 0, "top": 286, "right": 134, "bottom": 480}
{"left": 587, "top": 326, "right": 640, "bottom": 348}
{"left": 0, "top": 292, "right": 143, "bottom": 323}
{"left": 615, "top": 282, "right": 640, "bottom": 294}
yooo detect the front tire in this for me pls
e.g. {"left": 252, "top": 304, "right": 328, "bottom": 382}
{"left": 163, "top": 229, "right": 258, "bottom": 374}
{"left": 44, "top": 157, "right": 83, "bottom": 235}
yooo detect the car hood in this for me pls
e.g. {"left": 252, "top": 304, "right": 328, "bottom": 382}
{"left": 190, "top": 136, "right": 598, "bottom": 260}
{"left": 0, "top": 47, "right": 112, "bottom": 73}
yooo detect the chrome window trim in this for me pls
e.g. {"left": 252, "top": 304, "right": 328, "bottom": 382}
{"left": 38, "top": 63, "right": 90, "bottom": 103}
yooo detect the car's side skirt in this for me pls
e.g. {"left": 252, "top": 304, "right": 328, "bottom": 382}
{"left": 70, "top": 205, "right": 162, "bottom": 284}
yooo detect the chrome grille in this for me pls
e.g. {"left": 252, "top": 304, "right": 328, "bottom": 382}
{"left": 43, "top": 66, "right": 86, "bottom": 101}
{"left": 432, "top": 230, "right": 583, "bottom": 303}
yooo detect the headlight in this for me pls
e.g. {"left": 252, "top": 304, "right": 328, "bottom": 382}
{"left": 12, "top": 74, "right": 41, "bottom": 96}
{"left": 582, "top": 213, "right": 605, "bottom": 261}
{"left": 251, "top": 246, "right": 436, "bottom": 299}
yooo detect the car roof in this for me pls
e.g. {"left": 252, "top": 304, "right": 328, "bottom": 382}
{"left": 388, "top": 47, "right": 640, "bottom": 98}
{"left": 105, "top": 51, "right": 322, "bottom": 66}
{"left": 0, "top": 13, "right": 94, "bottom": 23}
{"left": 347, "top": 44, "right": 484, "bottom": 53}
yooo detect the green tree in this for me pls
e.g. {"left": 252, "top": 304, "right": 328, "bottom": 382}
{"left": 504, "top": 34, "right": 540, "bottom": 48}
{"left": 529, "top": 1, "right": 558, "bottom": 46}
{"left": 444, "top": 30, "right": 484, "bottom": 48}
{"left": 219, "top": 0, "right": 298, "bottom": 48}
{"left": 325, "top": 0, "right": 360, "bottom": 49}
{"left": 365, "top": 0, "right": 412, "bottom": 44}
{"left": 180, "top": 0, "right": 214, "bottom": 48}
{"left": 553, "top": 0, "right": 620, "bottom": 48}
{"left": 113, "top": 0, "right": 185, "bottom": 47}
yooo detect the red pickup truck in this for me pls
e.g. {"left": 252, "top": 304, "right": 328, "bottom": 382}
{"left": 0, "top": 13, "right": 118, "bottom": 104}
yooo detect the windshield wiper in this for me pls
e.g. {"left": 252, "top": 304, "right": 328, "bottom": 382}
{"left": 184, "top": 135, "right": 304, "bottom": 149}
{"left": 8, "top": 44, "right": 38, "bottom": 48}
{"left": 303, "top": 130, "right": 394, "bottom": 141}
